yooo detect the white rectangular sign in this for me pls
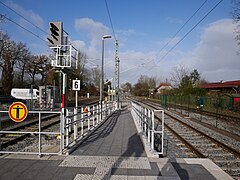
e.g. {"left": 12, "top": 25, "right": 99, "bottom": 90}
{"left": 72, "top": 80, "right": 80, "bottom": 91}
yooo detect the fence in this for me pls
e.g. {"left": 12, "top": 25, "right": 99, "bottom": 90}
{"left": 0, "top": 111, "right": 62, "bottom": 156}
{"left": 131, "top": 101, "right": 164, "bottom": 155}
{"left": 159, "top": 94, "right": 240, "bottom": 116}
{"left": 0, "top": 100, "right": 116, "bottom": 156}
{"left": 62, "top": 101, "right": 116, "bottom": 152}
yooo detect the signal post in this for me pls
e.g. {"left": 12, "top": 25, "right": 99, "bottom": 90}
{"left": 47, "top": 21, "right": 78, "bottom": 151}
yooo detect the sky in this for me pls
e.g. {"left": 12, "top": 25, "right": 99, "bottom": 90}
{"left": 0, "top": 0, "right": 239, "bottom": 85}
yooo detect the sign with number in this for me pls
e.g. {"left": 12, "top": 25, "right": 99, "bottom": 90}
{"left": 8, "top": 102, "right": 28, "bottom": 122}
{"left": 72, "top": 80, "right": 80, "bottom": 90}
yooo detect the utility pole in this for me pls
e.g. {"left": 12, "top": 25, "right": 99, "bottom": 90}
{"left": 114, "top": 39, "right": 120, "bottom": 109}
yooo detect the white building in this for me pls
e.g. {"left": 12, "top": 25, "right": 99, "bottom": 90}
{"left": 156, "top": 83, "right": 173, "bottom": 94}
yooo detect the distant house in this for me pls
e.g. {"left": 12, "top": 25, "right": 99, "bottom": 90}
{"left": 200, "top": 80, "right": 240, "bottom": 94}
{"left": 156, "top": 83, "right": 173, "bottom": 94}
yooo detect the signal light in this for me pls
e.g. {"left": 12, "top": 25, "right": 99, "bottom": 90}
{"left": 47, "top": 21, "right": 63, "bottom": 47}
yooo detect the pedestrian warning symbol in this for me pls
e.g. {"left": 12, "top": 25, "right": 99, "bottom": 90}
{"left": 8, "top": 102, "right": 28, "bottom": 122}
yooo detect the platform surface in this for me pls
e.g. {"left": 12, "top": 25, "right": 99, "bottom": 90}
{"left": 0, "top": 106, "right": 233, "bottom": 180}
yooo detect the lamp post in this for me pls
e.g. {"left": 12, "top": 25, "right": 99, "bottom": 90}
{"left": 100, "top": 35, "right": 112, "bottom": 120}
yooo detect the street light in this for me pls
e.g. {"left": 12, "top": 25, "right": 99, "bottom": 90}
{"left": 100, "top": 35, "right": 112, "bottom": 120}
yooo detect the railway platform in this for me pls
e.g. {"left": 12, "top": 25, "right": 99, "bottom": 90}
{"left": 0, "top": 102, "right": 233, "bottom": 179}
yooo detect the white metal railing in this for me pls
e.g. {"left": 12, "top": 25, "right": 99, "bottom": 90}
{"left": 62, "top": 101, "right": 116, "bottom": 151}
{"left": 0, "top": 100, "right": 116, "bottom": 156}
{"left": 131, "top": 101, "right": 164, "bottom": 155}
{"left": 0, "top": 111, "right": 62, "bottom": 156}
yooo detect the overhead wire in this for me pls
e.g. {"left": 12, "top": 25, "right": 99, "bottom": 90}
{"left": 2, "top": 14, "right": 47, "bottom": 43}
{"left": 0, "top": 1, "right": 79, "bottom": 52}
{"left": 1, "top": 0, "right": 75, "bottom": 47}
{"left": 104, "top": 0, "right": 117, "bottom": 40}
{"left": 0, "top": 0, "right": 48, "bottom": 35}
{"left": 120, "top": 0, "right": 209, "bottom": 76}
{"left": 0, "top": 0, "right": 224, "bottom": 84}
{"left": 120, "top": 0, "right": 224, "bottom": 83}
{"left": 156, "top": 0, "right": 209, "bottom": 56}
{"left": 156, "top": 0, "right": 224, "bottom": 63}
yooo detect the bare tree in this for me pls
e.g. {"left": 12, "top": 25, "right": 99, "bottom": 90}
{"left": 0, "top": 34, "right": 29, "bottom": 95}
{"left": 25, "top": 55, "right": 49, "bottom": 86}
{"left": 132, "top": 75, "right": 158, "bottom": 96}
{"left": 16, "top": 51, "right": 31, "bottom": 85}
{"left": 148, "top": 76, "right": 158, "bottom": 89}
{"left": 121, "top": 82, "right": 132, "bottom": 93}
{"left": 91, "top": 67, "right": 101, "bottom": 88}
{"left": 76, "top": 51, "right": 88, "bottom": 82}
{"left": 170, "top": 64, "right": 189, "bottom": 88}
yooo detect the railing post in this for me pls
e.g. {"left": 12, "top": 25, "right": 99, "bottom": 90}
{"left": 151, "top": 110, "right": 154, "bottom": 150}
{"left": 81, "top": 107, "right": 84, "bottom": 135}
{"left": 66, "top": 110, "right": 69, "bottom": 147}
{"left": 93, "top": 105, "right": 95, "bottom": 127}
{"left": 38, "top": 112, "right": 42, "bottom": 157}
{"left": 88, "top": 106, "right": 90, "bottom": 130}
{"left": 148, "top": 109, "right": 151, "bottom": 143}
{"left": 162, "top": 110, "right": 164, "bottom": 154}
{"left": 104, "top": 102, "right": 106, "bottom": 119}
{"left": 107, "top": 102, "right": 110, "bottom": 116}
{"left": 141, "top": 106, "right": 144, "bottom": 130}
{"left": 144, "top": 108, "right": 147, "bottom": 134}
{"left": 97, "top": 104, "right": 99, "bottom": 124}
{"left": 140, "top": 106, "right": 142, "bottom": 129}
{"left": 74, "top": 107, "right": 77, "bottom": 141}
{"left": 138, "top": 104, "right": 141, "bottom": 125}
{"left": 60, "top": 112, "right": 64, "bottom": 154}
{"left": 101, "top": 102, "right": 103, "bottom": 121}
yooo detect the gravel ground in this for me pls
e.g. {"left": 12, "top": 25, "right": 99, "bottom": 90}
{"left": 2, "top": 124, "right": 60, "bottom": 154}
{"left": 163, "top": 129, "right": 196, "bottom": 159}
{"left": 165, "top": 108, "right": 240, "bottom": 152}
{"left": 172, "top": 107, "right": 240, "bottom": 136}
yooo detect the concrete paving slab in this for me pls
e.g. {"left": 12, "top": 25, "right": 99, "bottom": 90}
{"left": 183, "top": 158, "right": 233, "bottom": 180}
{"left": 71, "top": 109, "right": 146, "bottom": 157}
{"left": 157, "top": 162, "right": 179, "bottom": 177}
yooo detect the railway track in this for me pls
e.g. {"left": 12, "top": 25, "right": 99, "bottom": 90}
{"left": 130, "top": 97, "right": 240, "bottom": 177}
{"left": 167, "top": 103, "right": 240, "bottom": 122}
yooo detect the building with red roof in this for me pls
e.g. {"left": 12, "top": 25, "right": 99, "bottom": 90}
{"left": 200, "top": 80, "right": 240, "bottom": 94}
{"left": 156, "top": 82, "right": 173, "bottom": 94}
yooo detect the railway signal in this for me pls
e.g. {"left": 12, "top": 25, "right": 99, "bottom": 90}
{"left": 47, "top": 21, "right": 63, "bottom": 46}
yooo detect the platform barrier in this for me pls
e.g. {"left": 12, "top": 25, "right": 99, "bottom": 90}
{"left": 0, "top": 100, "right": 116, "bottom": 156}
{"left": 0, "top": 111, "right": 62, "bottom": 156}
{"left": 130, "top": 101, "right": 164, "bottom": 155}
{"left": 62, "top": 101, "right": 116, "bottom": 152}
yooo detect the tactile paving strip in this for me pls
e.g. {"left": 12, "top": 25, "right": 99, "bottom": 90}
{"left": 60, "top": 155, "right": 151, "bottom": 169}
{"left": 74, "top": 175, "right": 169, "bottom": 180}
{"left": 73, "top": 174, "right": 93, "bottom": 180}
{"left": 59, "top": 156, "right": 100, "bottom": 167}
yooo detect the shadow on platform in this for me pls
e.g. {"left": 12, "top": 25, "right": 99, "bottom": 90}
{"left": 74, "top": 110, "right": 120, "bottom": 149}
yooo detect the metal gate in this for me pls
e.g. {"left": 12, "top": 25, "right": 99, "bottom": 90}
{"left": 0, "top": 110, "right": 62, "bottom": 156}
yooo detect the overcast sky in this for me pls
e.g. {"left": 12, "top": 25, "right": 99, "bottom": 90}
{"left": 0, "top": 0, "right": 239, "bottom": 85}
